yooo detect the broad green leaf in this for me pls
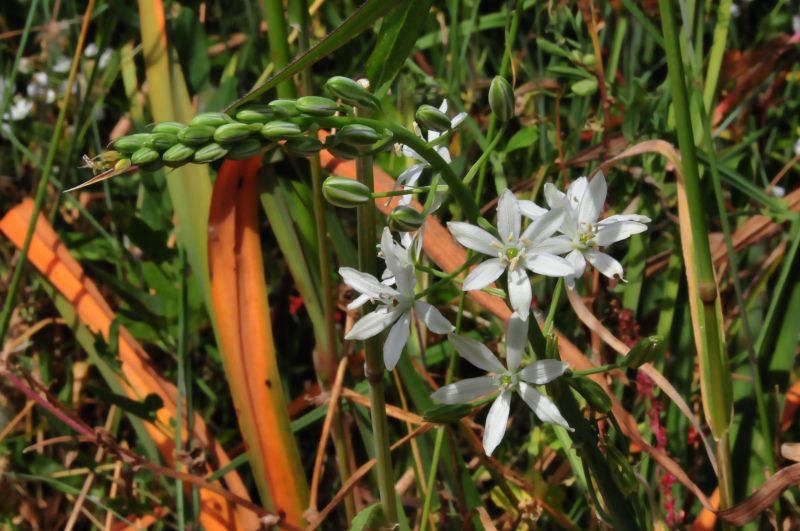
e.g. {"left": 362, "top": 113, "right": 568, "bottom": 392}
{"left": 365, "top": 0, "right": 434, "bottom": 96}
{"left": 571, "top": 78, "right": 598, "bottom": 96}
{"left": 349, "top": 503, "right": 387, "bottom": 531}
{"left": 505, "top": 126, "right": 539, "bottom": 153}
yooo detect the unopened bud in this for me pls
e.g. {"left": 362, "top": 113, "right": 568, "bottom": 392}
{"left": 146, "top": 132, "right": 178, "bottom": 152}
{"left": 335, "top": 124, "right": 379, "bottom": 146}
{"left": 213, "top": 123, "right": 256, "bottom": 144}
{"left": 177, "top": 125, "right": 216, "bottom": 146}
{"left": 189, "top": 112, "right": 233, "bottom": 128}
{"left": 227, "top": 138, "right": 263, "bottom": 160}
{"left": 322, "top": 177, "right": 371, "bottom": 207}
{"left": 114, "top": 158, "right": 132, "bottom": 172}
{"left": 489, "top": 76, "right": 515, "bottom": 122}
{"left": 268, "top": 99, "right": 299, "bottom": 118}
{"left": 325, "top": 76, "right": 380, "bottom": 110}
{"left": 112, "top": 133, "right": 151, "bottom": 154}
{"left": 235, "top": 104, "right": 275, "bottom": 124}
{"left": 620, "top": 336, "right": 665, "bottom": 369}
{"left": 388, "top": 205, "right": 424, "bottom": 232}
{"left": 130, "top": 147, "right": 160, "bottom": 166}
{"left": 324, "top": 138, "right": 360, "bottom": 160}
{"left": 193, "top": 142, "right": 229, "bottom": 163}
{"left": 260, "top": 121, "right": 302, "bottom": 140}
{"left": 152, "top": 121, "right": 186, "bottom": 136}
{"left": 296, "top": 96, "right": 339, "bottom": 117}
{"left": 415, "top": 104, "right": 451, "bottom": 132}
{"left": 283, "top": 137, "right": 323, "bottom": 157}
{"left": 162, "top": 143, "right": 196, "bottom": 166}
{"left": 602, "top": 444, "right": 637, "bottom": 494}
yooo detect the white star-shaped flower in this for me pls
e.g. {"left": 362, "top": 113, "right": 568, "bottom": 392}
{"left": 534, "top": 173, "right": 651, "bottom": 286}
{"left": 447, "top": 189, "right": 574, "bottom": 319}
{"left": 431, "top": 313, "right": 570, "bottom": 456}
{"left": 340, "top": 228, "right": 454, "bottom": 370}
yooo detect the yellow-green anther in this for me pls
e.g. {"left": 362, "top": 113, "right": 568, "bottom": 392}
{"left": 415, "top": 104, "right": 452, "bottom": 132}
{"left": 296, "top": 96, "right": 340, "bottom": 117}
{"left": 152, "top": 121, "right": 187, "bottom": 135}
{"left": 114, "top": 158, "right": 132, "bottom": 172}
{"left": 260, "top": 121, "right": 302, "bottom": 139}
{"left": 177, "top": 125, "right": 216, "bottom": 146}
{"left": 213, "top": 123, "right": 255, "bottom": 144}
{"left": 322, "top": 176, "right": 371, "bottom": 208}
{"left": 336, "top": 124, "right": 379, "bottom": 146}
{"left": 130, "top": 147, "right": 160, "bottom": 166}
{"left": 189, "top": 112, "right": 233, "bottom": 127}
{"left": 235, "top": 104, "right": 275, "bottom": 124}
{"left": 227, "top": 138, "right": 263, "bottom": 160}
{"left": 162, "top": 143, "right": 196, "bottom": 166}
{"left": 388, "top": 205, "right": 424, "bottom": 232}
{"left": 112, "top": 133, "right": 151, "bottom": 154}
{"left": 284, "top": 137, "right": 323, "bottom": 157}
{"left": 193, "top": 142, "right": 229, "bottom": 163}
{"left": 489, "top": 76, "right": 515, "bottom": 122}
{"left": 268, "top": 99, "right": 299, "bottom": 118}
{"left": 146, "top": 132, "right": 178, "bottom": 152}
{"left": 325, "top": 76, "right": 380, "bottom": 110}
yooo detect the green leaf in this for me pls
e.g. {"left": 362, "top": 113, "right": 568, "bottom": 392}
{"left": 536, "top": 37, "right": 574, "bottom": 60}
{"left": 505, "top": 126, "right": 539, "bottom": 153}
{"left": 88, "top": 386, "right": 164, "bottom": 422}
{"left": 571, "top": 78, "right": 598, "bottom": 96}
{"left": 227, "top": 0, "right": 403, "bottom": 110}
{"left": 349, "top": 503, "right": 388, "bottom": 531}
{"left": 365, "top": 0, "right": 434, "bottom": 96}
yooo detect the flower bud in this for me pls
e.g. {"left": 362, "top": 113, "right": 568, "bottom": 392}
{"left": 388, "top": 205, "right": 424, "bottom": 232}
{"left": 162, "top": 143, "right": 196, "bottom": 166}
{"left": 189, "top": 112, "right": 233, "bottom": 127}
{"left": 325, "top": 76, "right": 380, "bottom": 110}
{"left": 322, "top": 176, "right": 371, "bottom": 207}
{"left": 177, "top": 125, "right": 216, "bottom": 146}
{"left": 152, "top": 121, "right": 186, "bottom": 135}
{"left": 268, "top": 99, "right": 299, "bottom": 118}
{"left": 227, "top": 138, "right": 263, "bottom": 160}
{"left": 335, "top": 124, "right": 379, "bottom": 146}
{"left": 112, "top": 133, "right": 151, "bottom": 154}
{"left": 283, "top": 137, "right": 323, "bottom": 157}
{"left": 146, "top": 132, "right": 178, "bottom": 152}
{"left": 213, "top": 123, "right": 256, "bottom": 144}
{"left": 423, "top": 403, "right": 473, "bottom": 424}
{"left": 415, "top": 104, "right": 451, "bottom": 132}
{"left": 130, "top": 147, "right": 160, "bottom": 166}
{"left": 260, "top": 121, "right": 302, "bottom": 140}
{"left": 296, "top": 96, "right": 339, "bottom": 117}
{"left": 114, "top": 158, "right": 132, "bottom": 172}
{"left": 489, "top": 76, "right": 515, "bottom": 122}
{"left": 193, "top": 142, "right": 229, "bottom": 163}
{"left": 568, "top": 376, "right": 611, "bottom": 413}
{"left": 619, "top": 336, "right": 665, "bottom": 369}
{"left": 324, "top": 138, "right": 360, "bottom": 160}
{"left": 235, "top": 104, "right": 275, "bottom": 124}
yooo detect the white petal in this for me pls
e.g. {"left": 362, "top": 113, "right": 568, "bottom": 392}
{"left": 381, "top": 229, "right": 415, "bottom": 294}
{"left": 447, "top": 222, "right": 501, "bottom": 256}
{"left": 383, "top": 311, "right": 411, "bottom": 370}
{"left": 396, "top": 164, "right": 425, "bottom": 188}
{"left": 414, "top": 300, "right": 454, "bottom": 334}
{"left": 535, "top": 235, "right": 574, "bottom": 255}
{"left": 449, "top": 333, "right": 506, "bottom": 373}
{"left": 521, "top": 206, "right": 566, "bottom": 244}
{"left": 483, "top": 391, "right": 512, "bottom": 456}
{"left": 438, "top": 99, "right": 449, "bottom": 114}
{"left": 566, "top": 177, "right": 588, "bottom": 208}
{"left": 497, "top": 189, "right": 521, "bottom": 243}
{"left": 340, "top": 267, "right": 399, "bottom": 299}
{"left": 543, "top": 182, "right": 566, "bottom": 208}
{"left": 347, "top": 293, "right": 370, "bottom": 311}
{"left": 462, "top": 258, "right": 506, "bottom": 291}
{"left": 524, "top": 253, "right": 574, "bottom": 277}
{"left": 577, "top": 173, "right": 606, "bottom": 226}
{"left": 599, "top": 214, "right": 652, "bottom": 225}
{"left": 518, "top": 200, "right": 547, "bottom": 219}
{"left": 451, "top": 111, "right": 467, "bottom": 128}
{"left": 594, "top": 220, "right": 648, "bottom": 246}
{"left": 430, "top": 376, "right": 498, "bottom": 404}
{"left": 565, "top": 249, "right": 587, "bottom": 278}
{"left": 518, "top": 360, "right": 569, "bottom": 384}
{"left": 345, "top": 307, "right": 400, "bottom": 340}
{"left": 585, "top": 249, "right": 624, "bottom": 280}
{"left": 507, "top": 266, "right": 532, "bottom": 321}
{"left": 517, "top": 383, "right": 570, "bottom": 429}
{"left": 505, "top": 312, "right": 528, "bottom": 372}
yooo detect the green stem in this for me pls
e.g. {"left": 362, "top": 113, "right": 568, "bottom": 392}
{"left": 356, "top": 155, "right": 399, "bottom": 523}
{"left": 261, "top": 0, "right": 295, "bottom": 99}
{"left": 570, "top": 364, "right": 619, "bottom": 377}
{"left": 658, "top": 0, "right": 734, "bottom": 509}
{"left": 544, "top": 278, "right": 564, "bottom": 334}
{"left": 175, "top": 243, "right": 188, "bottom": 530}
{"left": 702, "top": 0, "right": 732, "bottom": 110}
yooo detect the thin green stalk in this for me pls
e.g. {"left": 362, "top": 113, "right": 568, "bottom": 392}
{"left": 702, "top": 0, "right": 732, "bottom": 110}
{"left": 544, "top": 278, "right": 564, "bottom": 334}
{"left": 356, "top": 155, "right": 399, "bottom": 523}
{"left": 658, "top": 0, "right": 734, "bottom": 509}
{"left": 261, "top": 0, "right": 296, "bottom": 99}
{"left": 175, "top": 243, "right": 188, "bottom": 530}
{"left": 0, "top": 0, "right": 94, "bottom": 346}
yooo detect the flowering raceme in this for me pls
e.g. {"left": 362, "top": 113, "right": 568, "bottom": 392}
{"left": 431, "top": 313, "right": 570, "bottom": 455}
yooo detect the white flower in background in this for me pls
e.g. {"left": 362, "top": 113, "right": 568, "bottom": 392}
{"left": 536, "top": 173, "right": 651, "bottom": 286}
{"left": 52, "top": 56, "right": 71, "bottom": 74}
{"left": 793, "top": 138, "right": 800, "bottom": 158}
{"left": 431, "top": 312, "right": 570, "bottom": 456}
{"left": 6, "top": 97, "right": 32, "bottom": 121}
{"left": 26, "top": 72, "right": 55, "bottom": 104}
{"left": 84, "top": 43, "right": 99, "bottom": 58}
{"left": 447, "top": 189, "right": 573, "bottom": 319}
{"left": 340, "top": 228, "right": 454, "bottom": 370}
{"left": 98, "top": 49, "right": 113, "bottom": 70}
